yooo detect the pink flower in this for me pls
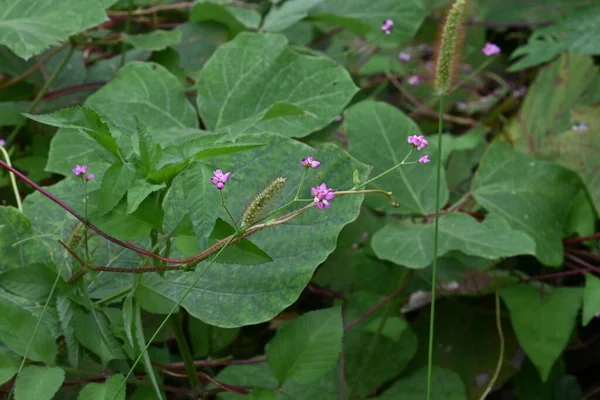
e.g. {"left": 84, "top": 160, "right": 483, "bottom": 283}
{"left": 311, "top": 183, "right": 335, "bottom": 210}
{"left": 408, "top": 75, "right": 420, "bottom": 86}
{"left": 86, "top": 173, "right": 94, "bottom": 181}
{"left": 301, "top": 157, "right": 321, "bottom": 169}
{"left": 72, "top": 165, "right": 88, "bottom": 176}
{"left": 482, "top": 42, "right": 501, "bottom": 56}
{"left": 407, "top": 135, "right": 429, "bottom": 150}
{"left": 419, "top": 155, "right": 430, "bottom": 164}
{"left": 381, "top": 19, "right": 394, "bottom": 35}
{"left": 210, "top": 169, "right": 231, "bottom": 190}
{"left": 399, "top": 52, "right": 411, "bottom": 62}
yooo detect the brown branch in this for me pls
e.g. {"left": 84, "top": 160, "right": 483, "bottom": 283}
{"left": 0, "top": 43, "right": 68, "bottom": 90}
{"left": 564, "top": 232, "right": 600, "bottom": 244}
{"left": 157, "top": 357, "right": 266, "bottom": 370}
{"left": 343, "top": 271, "right": 412, "bottom": 330}
{"left": 43, "top": 81, "right": 106, "bottom": 100}
{"left": 565, "top": 253, "right": 600, "bottom": 275}
{"left": 519, "top": 269, "right": 584, "bottom": 283}
{"left": 384, "top": 72, "right": 480, "bottom": 127}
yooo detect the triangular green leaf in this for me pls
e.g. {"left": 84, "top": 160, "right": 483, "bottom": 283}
{"left": 196, "top": 32, "right": 357, "bottom": 138}
{"left": 501, "top": 286, "right": 582, "bottom": 381}
{"left": 472, "top": 141, "right": 581, "bottom": 266}
{"left": 126, "top": 179, "right": 165, "bottom": 214}
{"left": 583, "top": 274, "right": 600, "bottom": 326}
{"left": 14, "top": 366, "right": 64, "bottom": 400}
{"left": 98, "top": 162, "right": 137, "bottom": 215}
{"left": 267, "top": 306, "right": 343, "bottom": 384}
{"left": 372, "top": 213, "right": 536, "bottom": 269}
{"left": 345, "top": 100, "right": 448, "bottom": 215}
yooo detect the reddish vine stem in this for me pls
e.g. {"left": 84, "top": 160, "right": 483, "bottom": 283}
{"left": 343, "top": 270, "right": 413, "bottom": 331}
{"left": 564, "top": 232, "right": 600, "bottom": 244}
{"left": 156, "top": 356, "right": 266, "bottom": 370}
{"left": 520, "top": 269, "right": 584, "bottom": 283}
{"left": 565, "top": 253, "right": 600, "bottom": 274}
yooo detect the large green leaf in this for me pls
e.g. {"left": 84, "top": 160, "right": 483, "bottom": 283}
{"left": 310, "top": 0, "right": 427, "bottom": 47}
{"left": 0, "top": 348, "right": 19, "bottom": 385}
{"left": 56, "top": 295, "right": 83, "bottom": 368}
{"left": 262, "top": 0, "right": 325, "bottom": 32}
{"left": 267, "top": 306, "right": 342, "bottom": 384}
{"left": 0, "top": 264, "right": 58, "bottom": 302}
{"left": 77, "top": 374, "right": 126, "bottom": 400}
{"left": 139, "top": 134, "right": 369, "bottom": 327}
{"left": 371, "top": 213, "right": 535, "bottom": 269}
{"left": 506, "top": 54, "right": 599, "bottom": 154}
{"left": 14, "top": 366, "right": 64, "bottom": 400}
{"left": 501, "top": 286, "right": 582, "bottom": 381}
{"left": 98, "top": 162, "right": 137, "bottom": 215}
{"left": 0, "top": 295, "right": 56, "bottom": 364}
{"left": 190, "top": 0, "right": 262, "bottom": 33}
{"left": 345, "top": 100, "right": 448, "bottom": 215}
{"left": 583, "top": 274, "right": 600, "bottom": 327}
{"left": 377, "top": 367, "right": 466, "bottom": 400}
{"left": 0, "top": 207, "right": 49, "bottom": 271}
{"left": 196, "top": 32, "right": 357, "bottom": 138}
{"left": 471, "top": 141, "right": 580, "bottom": 266}
{"left": 0, "top": 0, "right": 115, "bottom": 60}
{"left": 216, "top": 363, "right": 342, "bottom": 400}
{"left": 171, "top": 22, "right": 228, "bottom": 74}
{"left": 74, "top": 306, "right": 127, "bottom": 365}
{"left": 344, "top": 291, "right": 418, "bottom": 395}
{"left": 509, "top": 3, "right": 600, "bottom": 71}
{"left": 540, "top": 107, "right": 600, "bottom": 215}
{"left": 87, "top": 61, "right": 198, "bottom": 134}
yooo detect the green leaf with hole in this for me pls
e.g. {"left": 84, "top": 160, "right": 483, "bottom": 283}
{"left": 139, "top": 134, "right": 369, "bottom": 327}
{"left": 345, "top": 100, "right": 448, "bottom": 215}
{"left": 196, "top": 32, "right": 357, "bottom": 138}
{"left": 14, "top": 366, "right": 64, "bottom": 400}
{"left": 372, "top": 213, "right": 535, "bottom": 269}
{"left": 501, "top": 286, "right": 582, "bottom": 381}
{"left": 267, "top": 306, "right": 342, "bottom": 384}
{"left": 472, "top": 141, "right": 581, "bottom": 266}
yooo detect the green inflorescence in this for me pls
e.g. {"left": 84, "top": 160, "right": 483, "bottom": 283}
{"left": 435, "top": 0, "right": 466, "bottom": 94}
{"left": 241, "top": 177, "right": 287, "bottom": 228}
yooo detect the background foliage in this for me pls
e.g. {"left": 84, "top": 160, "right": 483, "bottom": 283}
{"left": 1, "top": 0, "right": 600, "bottom": 399}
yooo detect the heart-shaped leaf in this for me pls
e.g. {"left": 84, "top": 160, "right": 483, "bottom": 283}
{"left": 501, "top": 286, "right": 582, "bottom": 381}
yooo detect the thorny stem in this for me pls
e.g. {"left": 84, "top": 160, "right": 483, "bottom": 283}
{"left": 0, "top": 146, "right": 22, "bottom": 212}
{"left": 426, "top": 94, "right": 445, "bottom": 400}
{"left": 6, "top": 45, "right": 75, "bottom": 148}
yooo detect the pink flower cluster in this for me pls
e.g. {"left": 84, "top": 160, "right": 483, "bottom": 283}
{"left": 211, "top": 169, "right": 231, "bottom": 190}
{"left": 482, "top": 42, "right": 501, "bottom": 56}
{"left": 311, "top": 183, "right": 335, "bottom": 210}
{"left": 72, "top": 165, "right": 94, "bottom": 181}
{"left": 407, "top": 135, "right": 430, "bottom": 164}
{"left": 301, "top": 157, "right": 320, "bottom": 168}
{"left": 381, "top": 19, "right": 394, "bottom": 35}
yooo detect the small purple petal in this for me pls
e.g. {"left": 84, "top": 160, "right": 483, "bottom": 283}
{"left": 419, "top": 155, "right": 430, "bottom": 164}
{"left": 482, "top": 42, "right": 501, "bottom": 56}
{"left": 311, "top": 187, "right": 318, "bottom": 196}
{"left": 222, "top": 172, "right": 231, "bottom": 182}
{"left": 0, "top": 139, "right": 5, "bottom": 147}
{"left": 216, "top": 182, "right": 224, "bottom": 190}
{"left": 86, "top": 173, "right": 94, "bottom": 181}
{"left": 408, "top": 75, "right": 420, "bottom": 86}
{"left": 399, "top": 52, "right": 411, "bottom": 62}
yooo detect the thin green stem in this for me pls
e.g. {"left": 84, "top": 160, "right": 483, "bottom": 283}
{"left": 353, "top": 148, "right": 414, "bottom": 190}
{"left": 6, "top": 45, "right": 75, "bottom": 148}
{"left": 479, "top": 290, "right": 504, "bottom": 400}
{"left": 0, "top": 146, "right": 22, "bottom": 212}
{"left": 113, "top": 234, "right": 239, "bottom": 399}
{"left": 294, "top": 168, "right": 308, "bottom": 200}
{"left": 83, "top": 181, "right": 90, "bottom": 266}
{"left": 96, "top": 286, "right": 131, "bottom": 306}
{"left": 7, "top": 262, "right": 65, "bottom": 400}
{"left": 170, "top": 313, "right": 199, "bottom": 389}
{"left": 220, "top": 190, "right": 239, "bottom": 231}
{"left": 426, "top": 95, "right": 444, "bottom": 400}
{"left": 121, "top": 0, "right": 133, "bottom": 67}
{"left": 451, "top": 58, "right": 494, "bottom": 92}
